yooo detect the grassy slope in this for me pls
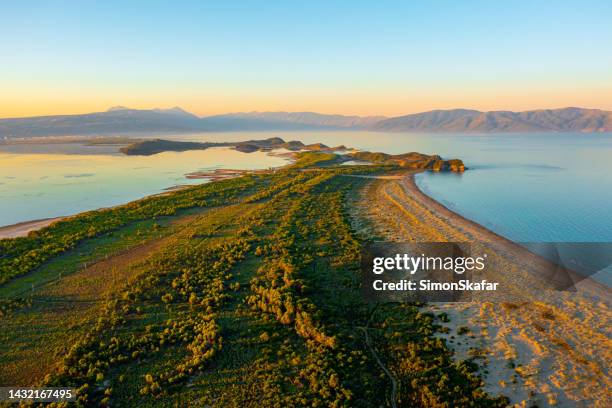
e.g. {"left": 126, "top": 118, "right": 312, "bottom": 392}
{"left": 0, "top": 154, "right": 507, "bottom": 407}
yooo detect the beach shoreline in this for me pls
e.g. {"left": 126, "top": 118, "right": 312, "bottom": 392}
{"left": 352, "top": 170, "right": 611, "bottom": 407}
{"left": 0, "top": 217, "right": 65, "bottom": 239}
{"left": 405, "top": 172, "right": 609, "bottom": 296}
{"left": 0, "top": 148, "right": 297, "bottom": 238}
{"left": 3, "top": 168, "right": 608, "bottom": 296}
{"left": 3, "top": 170, "right": 609, "bottom": 295}
{"left": 2, "top": 167, "right": 610, "bottom": 406}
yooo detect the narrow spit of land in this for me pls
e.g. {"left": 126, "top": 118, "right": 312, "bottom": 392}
{"left": 0, "top": 152, "right": 507, "bottom": 407}
{"left": 352, "top": 171, "right": 611, "bottom": 408}
{"left": 1, "top": 150, "right": 608, "bottom": 407}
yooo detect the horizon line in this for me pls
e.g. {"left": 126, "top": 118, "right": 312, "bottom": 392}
{"left": 2, "top": 105, "right": 611, "bottom": 121}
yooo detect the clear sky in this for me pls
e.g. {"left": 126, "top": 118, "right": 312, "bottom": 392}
{"left": 2, "top": 0, "right": 612, "bottom": 118}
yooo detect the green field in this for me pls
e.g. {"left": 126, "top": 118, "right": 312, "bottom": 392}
{"left": 0, "top": 153, "right": 507, "bottom": 407}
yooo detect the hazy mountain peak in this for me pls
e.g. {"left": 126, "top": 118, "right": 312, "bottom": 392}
{"left": 152, "top": 106, "right": 197, "bottom": 117}
{"left": 107, "top": 106, "right": 196, "bottom": 117}
{"left": 201, "top": 111, "right": 387, "bottom": 131}
{"left": 107, "top": 105, "right": 131, "bottom": 112}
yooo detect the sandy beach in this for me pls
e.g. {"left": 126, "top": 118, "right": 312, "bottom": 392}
{"left": 350, "top": 171, "right": 612, "bottom": 407}
{"left": 0, "top": 217, "right": 64, "bottom": 239}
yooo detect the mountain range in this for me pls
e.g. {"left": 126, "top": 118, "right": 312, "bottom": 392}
{"left": 1, "top": 107, "right": 611, "bottom": 138}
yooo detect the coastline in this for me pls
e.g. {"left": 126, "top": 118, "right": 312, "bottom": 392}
{"left": 0, "top": 149, "right": 298, "bottom": 239}
{"left": 0, "top": 217, "right": 64, "bottom": 239}
{"left": 406, "top": 172, "right": 609, "bottom": 296}
{"left": 353, "top": 170, "right": 611, "bottom": 407}
{"left": 1, "top": 165, "right": 610, "bottom": 405}
{"left": 3, "top": 169, "right": 609, "bottom": 296}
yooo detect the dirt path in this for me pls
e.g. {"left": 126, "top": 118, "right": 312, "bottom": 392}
{"left": 351, "top": 171, "right": 612, "bottom": 408}
{"left": 359, "top": 326, "right": 398, "bottom": 408}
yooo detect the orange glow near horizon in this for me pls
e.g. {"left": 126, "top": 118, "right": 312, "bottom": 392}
{"left": 3, "top": 2, "right": 612, "bottom": 120}
{"left": 2, "top": 84, "right": 612, "bottom": 119}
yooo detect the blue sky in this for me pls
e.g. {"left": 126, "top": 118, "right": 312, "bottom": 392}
{"left": 2, "top": 0, "right": 611, "bottom": 117}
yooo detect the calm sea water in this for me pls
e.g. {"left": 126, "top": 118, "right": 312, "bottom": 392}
{"left": 412, "top": 133, "right": 612, "bottom": 243}
{"left": 0, "top": 145, "right": 288, "bottom": 227}
{"left": 2, "top": 132, "right": 611, "bottom": 246}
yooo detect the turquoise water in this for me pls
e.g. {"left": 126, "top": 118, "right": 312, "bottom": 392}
{"left": 413, "top": 133, "right": 612, "bottom": 243}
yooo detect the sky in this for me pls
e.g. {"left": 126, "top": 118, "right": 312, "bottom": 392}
{"left": 1, "top": 0, "right": 612, "bottom": 118}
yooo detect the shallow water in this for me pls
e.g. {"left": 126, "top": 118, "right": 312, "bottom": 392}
{"left": 0, "top": 146, "right": 288, "bottom": 227}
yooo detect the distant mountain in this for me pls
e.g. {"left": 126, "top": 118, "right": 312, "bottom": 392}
{"left": 0, "top": 107, "right": 205, "bottom": 138}
{"left": 1, "top": 107, "right": 611, "bottom": 138}
{"left": 0, "top": 108, "right": 382, "bottom": 138}
{"left": 152, "top": 107, "right": 200, "bottom": 118}
{"left": 372, "top": 107, "right": 612, "bottom": 132}
{"left": 199, "top": 111, "right": 386, "bottom": 131}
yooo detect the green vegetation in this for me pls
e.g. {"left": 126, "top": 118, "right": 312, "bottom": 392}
{"left": 0, "top": 217, "right": 168, "bottom": 299}
{"left": 0, "top": 157, "right": 505, "bottom": 406}
{"left": 0, "top": 176, "right": 260, "bottom": 285}
{"left": 350, "top": 151, "right": 465, "bottom": 172}
{"left": 293, "top": 151, "right": 339, "bottom": 167}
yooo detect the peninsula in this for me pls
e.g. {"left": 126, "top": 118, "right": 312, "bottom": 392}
{"left": 0, "top": 148, "right": 607, "bottom": 408}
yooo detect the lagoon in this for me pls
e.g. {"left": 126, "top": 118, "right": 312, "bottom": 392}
{"left": 0, "top": 145, "right": 289, "bottom": 227}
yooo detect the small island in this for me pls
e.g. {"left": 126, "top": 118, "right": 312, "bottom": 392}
{"left": 349, "top": 151, "right": 465, "bottom": 172}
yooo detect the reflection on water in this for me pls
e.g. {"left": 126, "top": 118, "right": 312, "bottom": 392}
{"left": 0, "top": 147, "right": 289, "bottom": 227}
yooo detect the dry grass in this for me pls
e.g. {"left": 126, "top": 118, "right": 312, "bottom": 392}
{"left": 0, "top": 205, "right": 250, "bottom": 386}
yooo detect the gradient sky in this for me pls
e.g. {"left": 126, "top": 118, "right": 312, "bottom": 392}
{"left": 2, "top": 0, "right": 612, "bottom": 118}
